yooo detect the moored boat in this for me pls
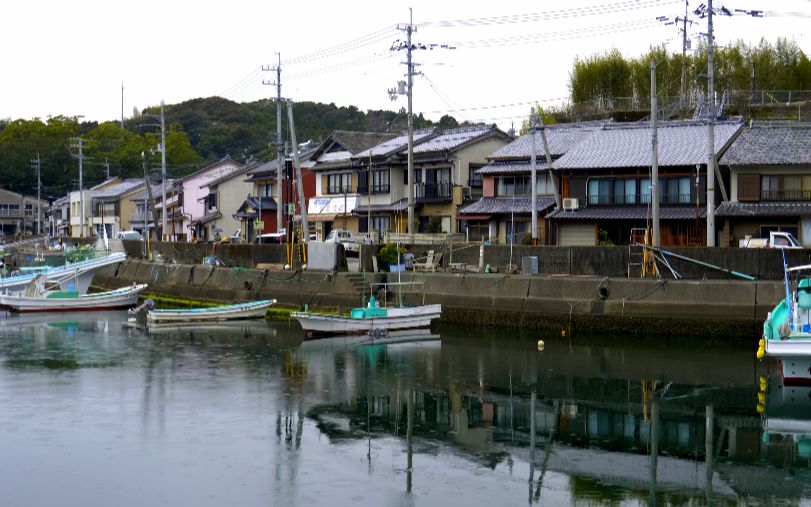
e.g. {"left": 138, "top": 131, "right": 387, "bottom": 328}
{"left": 0, "top": 275, "right": 146, "bottom": 313}
{"left": 291, "top": 296, "right": 442, "bottom": 338}
{"left": 132, "top": 299, "right": 276, "bottom": 324}
{"left": 760, "top": 255, "right": 811, "bottom": 386}
{"left": 0, "top": 251, "right": 126, "bottom": 295}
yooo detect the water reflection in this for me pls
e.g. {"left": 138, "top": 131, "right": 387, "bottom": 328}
{"left": 0, "top": 314, "right": 809, "bottom": 505}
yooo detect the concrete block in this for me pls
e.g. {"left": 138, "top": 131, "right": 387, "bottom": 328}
{"left": 307, "top": 242, "right": 339, "bottom": 271}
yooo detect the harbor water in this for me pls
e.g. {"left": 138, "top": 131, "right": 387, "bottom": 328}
{"left": 0, "top": 312, "right": 808, "bottom": 506}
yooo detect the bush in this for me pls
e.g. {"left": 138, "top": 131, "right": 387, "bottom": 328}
{"left": 377, "top": 243, "right": 405, "bottom": 266}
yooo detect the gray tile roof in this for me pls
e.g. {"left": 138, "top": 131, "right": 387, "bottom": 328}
{"left": 488, "top": 123, "right": 601, "bottom": 160}
{"left": 552, "top": 119, "right": 744, "bottom": 170}
{"left": 328, "top": 131, "right": 399, "bottom": 156}
{"left": 546, "top": 206, "right": 707, "bottom": 220}
{"left": 715, "top": 201, "right": 811, "bottom": 217}
{"left": 410, "top": 125, "right": 510, "bottom": 154}
{"left": 130, "top": 181, "right": 176, "bottom": 202}
{"left": 355, "top": 129, "right": 436, "bottom": 159}
{"left": 719, "top": 122, "right": 811, "bottom": 166}
{"left": 459, "top": 196, "right": 556, "bottom": 215}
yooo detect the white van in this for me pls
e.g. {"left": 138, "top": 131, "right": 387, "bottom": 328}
{"left": 116, "top": 230, "right": 143, "bottom": 241}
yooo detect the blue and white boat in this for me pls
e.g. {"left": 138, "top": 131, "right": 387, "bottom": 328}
{"left": 760, "top": 253, "right": 811, "bottom": 386}
{"left": 135, "top": 299, "right": 276, "bottom": 324}
{"left": 0, "top": 252, "right": 126, "bottom": 295}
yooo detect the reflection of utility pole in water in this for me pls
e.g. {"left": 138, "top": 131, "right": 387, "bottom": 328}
{"left": 531, "top": 399, "right": 559, "bottom": 503}
{"left": 705, "top": 403, "right": 714, "bottom": 502}
{"left": 649, "top": 395, "right": 660, "bottom": 507}
{"left": 406, "top": 389, "right": 414, "bottom": 493}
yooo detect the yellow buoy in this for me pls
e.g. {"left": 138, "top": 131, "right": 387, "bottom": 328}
{"left": 759, "top": 338, "right": 765, "bottom": 348}
{"left": 537, "top": 340, "right": 545, "bottom": 352}
{"left": 758, "top": 392, "right": 766, "bottom": 404}
{"left": 756, "top": 403, "right": 765, "bottom": 414}
{"left": 756, "top": 347, "right": 766, "bottom": 360}
{"left": 561, "top": 330, "right": 566, "bottom": 337}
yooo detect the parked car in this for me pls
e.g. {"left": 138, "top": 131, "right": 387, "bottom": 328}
{"left": 739, "top": 231, "right": 802, "bottom": 249}
{"left": 254, "top": 232, "right": 286, "bottom": 245}
{"left": 325, "top": 229, "right": 360, "bottom": 255}
{"left": 116, "top": 230, "right": 143, "bottom": 241}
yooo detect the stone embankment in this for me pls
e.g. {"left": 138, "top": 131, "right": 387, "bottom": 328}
{"left": 94, "top": 259, "right": 785, "bottom": 341}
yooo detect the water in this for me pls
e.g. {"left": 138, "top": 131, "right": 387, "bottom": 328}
{"left": 0, "top": 312, "right": 808, "bottom": 506}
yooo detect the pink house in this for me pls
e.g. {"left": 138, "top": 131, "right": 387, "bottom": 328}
{"left": 174, "top": 157, "right": 244, "bottom": 241}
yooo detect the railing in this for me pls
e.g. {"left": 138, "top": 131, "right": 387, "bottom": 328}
{"left": 0, "top": 209, "right": 22, "bottom": 217}
{"left": 415, "top": 182, "right": 452, "bottom": 201}
{"left": 357, "top": 185, "right": 390, "bottom": 194}
{"left": 327, "top": 185, "right": 353, "bottom": 195}
{"left": 761, "top": 190, "right": 811, "bottom": 201}
{"left": 587, "top": 193, "right": 694, "bottom": 205}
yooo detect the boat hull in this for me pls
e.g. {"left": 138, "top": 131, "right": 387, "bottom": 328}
{"left": 766, "top": 338, "right": 811, "bottom": 385}
{"left": 0, "top": 252, "right": 126, "bottom": 295}
{"left": 146, "top": 299, "right": 276, "bottom": 324}
{"left": 291, "top": 304, "right": 441, "bottom": 337}
{"left": 0, "top": 283, "right": 146, "bottom": 313}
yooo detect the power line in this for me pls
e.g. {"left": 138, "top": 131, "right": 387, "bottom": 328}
{"left": 281, "top": 26, "right": 399, "bottom": 66}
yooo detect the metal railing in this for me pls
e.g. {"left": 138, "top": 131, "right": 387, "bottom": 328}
{"left": 415, "top": 182, "right": 452, "bottom": 201}
{"left": 587, "top": 193, "right": 695, "bottom": 206}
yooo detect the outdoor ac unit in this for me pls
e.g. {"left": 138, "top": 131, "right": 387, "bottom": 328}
{"left": 562, "top": 198, "right": 579, "bottom": 210}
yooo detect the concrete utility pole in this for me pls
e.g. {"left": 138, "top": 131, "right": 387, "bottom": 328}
{"left": 538, "top": 115, "right": 559, "bottom": 210}
{"left": 651, "top": 61, "right": 661, "bottom": 247}
{"left": 121, "top": 81, "right": 125, "bottom": 128}
{"left": 141, "top": 152, "right": 158, "bottom": 242}
{"left": 706, "top": 0, "right": 716, "bottom": 247}
{"left": 31, "top": 154, "right": 41, "bottom": 236}
{"left": 287, "top": 102, "right": 309, "bottom": 244}
{"left": 530, "top": 108, "right": 538, "bottom": 243}
{"left": 263, "top": 54, "right": 284, "bottom": 234}
{"left": 70, "top": 137, "right": 86, "bottom": 238}
{"left": 160, "top": 100, "right": 167, "bottom": 240}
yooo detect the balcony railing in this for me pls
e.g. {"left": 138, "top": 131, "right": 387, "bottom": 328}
{"left": 416, "top": 182, "right": 452, "bottom": 201}
{"left": 761, "top": 190, "right": 811, "bottom": 201}
{"left": 327, "top": 185, "right": 353, "bottom": 195}
{"left": 357, "top": 185, "right": 390, "bottom": 194}
{"left": 587, "top": 193, "right": 694, "bottom": 206}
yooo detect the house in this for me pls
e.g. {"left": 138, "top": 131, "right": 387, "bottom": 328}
{"left": 174, "top": 158, "right": 244, "bottom": 242}
{"left": 88, "top": 179, "right": 145, "bottom": 238}
{"left": 195, "top": 164, "right": 254, "bottom": 241}
{"left": 48, "top": 196, "right": 70, "bottom": 237}
{"left": 307, "top": 131, "right": 397, "bottom": 240}
{"left": 545, "top": 119, "right": 744, "bottom": 246}
{"left": 129, "top": 181, "right": 177, "bottom": 240}
{"left": 0, "top": 188, "right": 47, "bottom": 237}
{"left": 68, "top": 178, "right": 128, "bottom": 238}
{"left": 459, "top": 124, "right": 597, "bottom": 243}
{"left": 717, "top": 121, "right": 811, "bottom": 246}
{"left": 237, "top": 143, "right": 319, "bottom": 242}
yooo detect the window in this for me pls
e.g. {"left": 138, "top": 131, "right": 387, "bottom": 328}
{"left": 25, "top": 204, "right": 33, "bottom": 216}
{"left": 370, "top": 216, "right": 390, "bottom": 237}
{"left": 761, "top": 175, "right": 779, "bottom": 200}
{"left": 327, "top": 173, "right": 352, "bottom": 194}
{"left": 371, "top": 169, "right": 390, "bottom": 193}
{"left": 497, "top": 176, "right": 532, "bottom": 196}
{"left": 403, "top": 168, "right": 423, "bottom": 185}
{"left": 258, "top": 183, "right": 273, "bottom": 197}
{"left": 469, "top": 164, "right": 484, "bottom": 188}
{"left": 738, "top": 174, "right": 760, "bottom": 201}
{"left": 0, "top": 204, "right": 20, "bottom": 216}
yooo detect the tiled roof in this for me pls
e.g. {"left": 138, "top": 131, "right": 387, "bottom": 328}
{"left": 552, "top": 119, "right": 744, "bottom": 169}
{"left": 130, "top": 181, "right": 176, "bottom": 202}
{"left": 720, "top": 122, "right": 811, "bottom": 166}
{"left": 410, "top": 125, "right": 509, "bottom": 154}
{"left": 327, "top": 131, "right": 399, "bottom": 156}
{"left": 236, "top": 196, "right": 277, "bottom": 213}
{"left": 478, "top": 161, "right": 555, "bottom": 175}
{"left": 177, "top": 157, "right": 242, "bottom": 183}
{"left": 489, "top": 123, "right": 601, "bottom": 160}
{"left": 90, "top": 179, "right": 144, "bottom": 203}
{"left": 459, "top": 196, "right": 556, "bottom": 215}
{"left": 205, "top": 164, "right": 256, "bottom": 188}
{"left": 546, "top": 206, "right": 707, "bottom": 220}
{"left": 354, "top": 129, "right": 436, "bottom": 158}
{"left": 716, "top": 201, "right": 811, "bottom": 217}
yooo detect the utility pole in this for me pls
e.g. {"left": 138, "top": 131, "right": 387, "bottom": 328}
{"left": 389, "top": 10, "right": 454, "bottom": 235}
{"left": 160, "top": 100, "right": 167, "bottom": 240}
{"left": 31, "top": 154, "right": 41, "bottom": 236}
{"left": 121, "top": 81, "right": 125, "bottom": 128}
{"left": 141, "top": 152, "right": 158, "bottom": 243}
{"left": 706, "top": 0, "right": 717, "bottom": 247}
{"left": 103, "top": 158, "right": 111, "bottom": 180}
{"left": 70, "top": 137, "right": 86, "bottom": 238}
{"left": 287, "top": 102, "right": 309, "bottom": 244}
{"left": 651, "top": 61, "right": 661, "bottom": 247}
{"left": 530, "top": 109, "right": 538, "bottom": 244}
{"left": 263, "top": 53, "right": 284, "bottom": 234}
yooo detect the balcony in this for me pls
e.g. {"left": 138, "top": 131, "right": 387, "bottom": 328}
{"left": 327, "top": 185, "right": 353, "bottom": 195}
{"left": 587, "top": 193, "right": 695, "bottom": 206}
{"left": 130, "top": 211, "right": 154, "bottom": 224}
{"left": 416, "top": 182, "right": 452, "bottom": 202}
{"left": 761, "top": 190, "right": 811, "bottom": 202}
{"left": 356, "top": 184, "right": 390, "bottom": 195}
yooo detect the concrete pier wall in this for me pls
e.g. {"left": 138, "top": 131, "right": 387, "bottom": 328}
{"left": 95, "top": 259, "right": 784, "bottom": 340}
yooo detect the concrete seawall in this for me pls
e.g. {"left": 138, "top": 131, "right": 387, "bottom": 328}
{"left": 95, "top": 259, "right": 785, "bottom": 341}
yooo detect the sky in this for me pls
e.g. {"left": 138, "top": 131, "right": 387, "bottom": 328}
{"left": 2, "top": 0, "right": 809, "bottom": 133}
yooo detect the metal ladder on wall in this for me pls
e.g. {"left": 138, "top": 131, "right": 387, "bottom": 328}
{"left": 627, "top": 228, "right": 647, "bottom": 277}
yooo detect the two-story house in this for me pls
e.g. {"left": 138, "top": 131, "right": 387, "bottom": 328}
{"left": 69, "top": 178, "right": 129, "bottom": 238}
{"left": 307, "top": 131, "right": 397, "bottom": 240}
{"left": 195, "top": 164, "right": 255, "bottom": 241}
{"left": 88, "top": 179, "right": 145, "bottom": 238}
{"left": 174, "top": 158, "right": 244, "bottom": 242}
{"left": 546, "top": 119, "right": 744, "bottom": 246}
{"left": 717, "top": 121, "right": 811, "bottom": 246}
{"left": 459, "top": 124, "right": 597, "bottom": 243}
{"left": 0, "top": 188, "right": 48, "bottom": 236}
{"left": 129, "top": 181, "right": 179, "bottom": 239}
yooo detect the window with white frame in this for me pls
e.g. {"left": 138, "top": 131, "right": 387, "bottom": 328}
{"left": 327, "top": 173, "right": 352, "bottom": 194}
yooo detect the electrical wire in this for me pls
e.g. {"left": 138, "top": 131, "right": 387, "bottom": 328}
{"left": 281, "top": 25, "right": 399, "bottom": 66}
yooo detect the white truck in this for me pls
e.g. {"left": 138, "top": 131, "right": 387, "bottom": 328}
{"left": 325, "top": 229, "right": 378, "bottom": 255}
{"left": 739, "top": 231, "right": 803, "bottom": 249}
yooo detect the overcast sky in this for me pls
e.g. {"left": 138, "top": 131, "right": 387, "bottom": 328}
{"left": 2, "top": 0, "right": 809, "bottom": 132}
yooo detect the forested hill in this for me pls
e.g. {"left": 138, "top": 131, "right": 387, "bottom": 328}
{"left": 140, "top": 97, "right": 441, "bottom": 163}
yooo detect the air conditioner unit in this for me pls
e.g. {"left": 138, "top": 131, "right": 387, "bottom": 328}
{"left": 562, "top": 198, "right": 579, "bottom": 210}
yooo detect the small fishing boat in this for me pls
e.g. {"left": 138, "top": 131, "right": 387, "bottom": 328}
{"left": 130, "top": 298, "right": 276, "bottom": 324}
{"left": 0, "top": 276, "right": 147, "bottom": 313}
{"left": 0, "top": 251, "right": 126, "bottom": 295}
{"left": 291, "top": 295, "right": 442, "bottom": 338}
{"left": 760, "top": 254, "right": 811, "bottom": 386}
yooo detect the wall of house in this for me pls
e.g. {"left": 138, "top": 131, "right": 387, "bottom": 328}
{"left": 482, "top": 176, "right": 495, "bottom": 198}
{"left": 454, "top": 138, "right": 510, "bottom": 188}
{"left": 180, "top": 161, "right": 242, "bottom": 239}
{"left": 119, "top": 188, "right": 143, "bottom": 232}
{"left": 210, "top": 177, "right": 252, "bottom": 238}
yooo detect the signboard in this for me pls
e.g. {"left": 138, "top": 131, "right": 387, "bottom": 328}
{"left": 254, "top": 220, "right": 264, "bottom": 229}
{"left": 287, "top": 203, "right": 296, "bottom": 214}
{"left": 307, "top": 196, "right": 358, "bottom": 215}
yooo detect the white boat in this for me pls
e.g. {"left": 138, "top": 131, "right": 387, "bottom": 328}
{"left": 760, "top": 255, "right": 811, "bottom": 386}
{"left": 137, "top": 299, "right": 276, "bottom": 324}
{"left": 0, "top": 251, "right": 126, "bottom": 295}
{"left": 0, "top": 278, "right": 147, "bottom": 313}
{"left": 291, "top": 296, "right": 442, "bottom": 338}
